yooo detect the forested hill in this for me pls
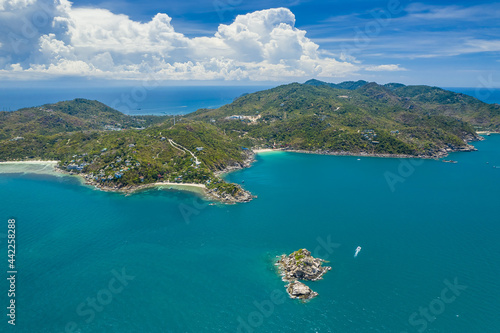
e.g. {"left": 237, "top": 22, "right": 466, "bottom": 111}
{"left": 187, "top": 80, "right": 499, "bottom": 156}
{"left": 0, "top": 99, "right": 251, "bottom": 201}
{"left": 0, "top": 99, "right": 168, "bottom": 140}
{"left": 190, "top": 80, "right": 499, "bottom": 130}
{"left": 305, "top": 79, "right": 499, "bottom": 129}
{"left": 1, "top": 80, "right": 499, "bottom": 195}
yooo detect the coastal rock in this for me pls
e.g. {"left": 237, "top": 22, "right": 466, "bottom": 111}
{"left": 206, "top": 185, "right": 255, "bottom": 203}
{"left": 214, "top": 151, "right": 255, "bottom": 177}
{"left": 277, "top": 248, "right": 331, "bottom": 282}
{"left": 276, "top": 248, "right": 331, "bottom": 300}
{"left": 285, "top": 281, "right": 318, "bottom": 300}
{"left": 204, "top": 152, "right": 256, "bottom": 203}
{"left": 57, "top": 156, "right": 257, "bottom": 204}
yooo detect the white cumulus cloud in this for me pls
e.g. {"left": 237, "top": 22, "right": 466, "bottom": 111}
{"left": 364, "top": 64, "right": 407, "bottom": 72}
{"left": 0, "top": 1, "right": 402, "bottom": 81}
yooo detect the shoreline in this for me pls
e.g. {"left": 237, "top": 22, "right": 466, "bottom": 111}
{"left": 153, "top": 182, "right": 206, "bottom": 188}
{"left": 251, "top": 132, "right": 482, "bottom": 160}
{"left": 65, "top": 170, "right": 211, "bottom": 198}
{"left": 0, "top": 160, "right": 63, "bottom": 177}
{"left": 253, "top": 148, "right": 283, "bottom": 154}
{"left": 134, "top": 182, "right": 207, "bottom": 196}
{"left": 0, "top": 161, "right": 211, "bottom": 198}
{"left": 70, "top": 169, "right": 252, "bottom": 203}
{"left": 255, "top": 146, "right": 476, "bottom": 160}
{"left": 477, "top": 131, "right": 500, "bottom": 135}
{"left": 121, "top": 181, "right": 209, "bottom": 198}
{"left": 0, "top": 160, "right": 59, "bottom": 165}
{"left": 214, "top": 151, "right": 255, "bottom": 178}
{"left": 0, "top": 138, "right": 484, "bottom": 201}
{"left": 282, "top": 149, "right": 432, "bottom": 159}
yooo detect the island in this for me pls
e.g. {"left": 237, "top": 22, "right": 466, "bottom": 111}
{"left": 276, "top": 248, "right": 331, "bottom": 300}
{"left": 1, "top": 80, "right": 499, "bottom": 202}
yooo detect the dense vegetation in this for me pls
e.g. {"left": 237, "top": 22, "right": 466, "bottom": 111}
{"left": 1, "top": 80, "right": 498, "bottom": 196}
{"left": 188, "top": 80, "right": 498, "bottom": 155}
{"left": 0, "top": 99, "right": 168, "bottom": 140}
{"left": 0, "top": 102, "right": 247, "bottom": 197}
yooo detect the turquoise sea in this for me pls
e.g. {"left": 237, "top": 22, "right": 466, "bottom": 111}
{"left": 1, "top": 134, "right": 499, "bottom": 332}
{"left": 1, "top": 86, "right": 500, "bottom": 332}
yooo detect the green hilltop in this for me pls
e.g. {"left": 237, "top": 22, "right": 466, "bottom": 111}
{"left": 0, "top": 99, "right": 167, "bottom": 139}
{"left": 0, "top": 99, "right": 251, "bottom": 202}
{"left": 189, "top": 80, "right": 499, "bottom": 155}
{"left": 1, "top": 80, "right": 498, "bottom": 201}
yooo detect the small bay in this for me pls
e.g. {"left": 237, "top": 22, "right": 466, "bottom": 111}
{"left": 0, "top": 135, "right": 499, "bottom": 332}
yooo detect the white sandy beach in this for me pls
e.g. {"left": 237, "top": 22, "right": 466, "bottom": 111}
{"left": 0, "top": 160, "right": 59, "bottom": 165}
{"left": 253, "top": 148, "right": 282, "bottom": 153}
{"left": 152, "top": 182, "right": 207, "bottom": 190}
{"left": 0, "top": 161, "right": 209, "bottom": 196}
{"left": 144, "top": 182, "right": 208, "bottom": 196}
{"left": 0, "top": 160, "right": 61, "bottom": 176}
{"left": 153, "top": 182, "right": 206, "bottom": 189}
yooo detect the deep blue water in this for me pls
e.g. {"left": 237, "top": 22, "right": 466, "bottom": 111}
{"left": 0, "top": 85, "right": 499, "bottom": 332}
{"left": 0, "top": 135, "right": 499, "bottom": 333}
{"left": 0, "top": 86, "right": 271, "bottom": 115}
{"left": 446, "top": 87, "right": 500, "bottom": 104}
{"left": 0, "top": 86, "right": 498, "bottom": 115}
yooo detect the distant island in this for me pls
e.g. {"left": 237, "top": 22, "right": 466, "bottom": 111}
{"left": 1, "top": 80, "right": 498, "bottom": 202}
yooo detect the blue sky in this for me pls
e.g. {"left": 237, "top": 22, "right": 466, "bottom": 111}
{"left": 0, "top": 0, "right": 499, "bottom": 87}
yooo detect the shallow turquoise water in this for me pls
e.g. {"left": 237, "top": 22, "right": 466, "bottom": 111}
{"left": 1, "top": 136, "right": 499, "bottom": 333}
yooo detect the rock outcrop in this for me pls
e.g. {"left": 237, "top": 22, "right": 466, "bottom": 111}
{"left": 206, "top": 185, "right": 255, "bottom": 203}
{"left": 286, "top": 281, "right": 318, "bottom": 300}
{"left": 276, "top": 248, "right": 331, "bottom": 300}
{"left": 277, "top": 248, "right": 331, "bottom": 282}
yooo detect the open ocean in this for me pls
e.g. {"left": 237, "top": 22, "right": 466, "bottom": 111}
{"left": 0, "top": 86, "right": 499, "bottom": 332}
{"left": 0, "top": 85, "right": 498, "bottom": 115}
{"left": 0, "top": 86, "right": 272, "bottom": 115}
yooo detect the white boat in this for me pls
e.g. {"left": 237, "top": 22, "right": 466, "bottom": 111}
{"left": 354, "top": 246, "right": 362, "bottom": 257}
